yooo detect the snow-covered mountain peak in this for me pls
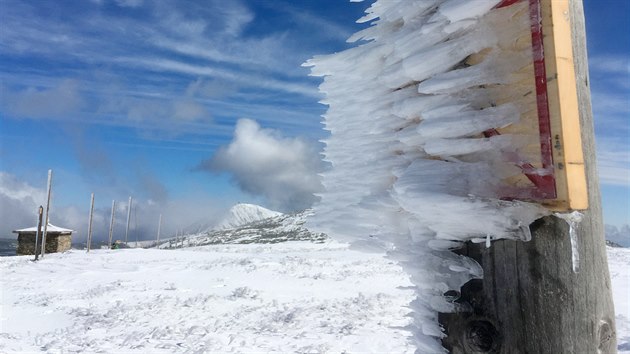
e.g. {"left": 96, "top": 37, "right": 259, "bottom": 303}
{"left": 216, "top": 203, "right": 283, "bottom": 230}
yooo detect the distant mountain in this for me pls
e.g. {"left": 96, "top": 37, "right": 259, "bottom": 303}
{"left": 157, "top": 207, "right": 327, "bottom": 248}
{"left": 606, "top": 224, "right": 630, "bottom": 248}
{"left": 606, "top": 240, "right": 624, "bottom": 248}
{"left": 216, "top": 203, "right": 283, "bottom": 230}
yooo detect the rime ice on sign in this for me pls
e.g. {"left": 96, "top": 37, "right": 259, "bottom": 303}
{"left": 305, "top": 0, "right": 549, "bottom": 351}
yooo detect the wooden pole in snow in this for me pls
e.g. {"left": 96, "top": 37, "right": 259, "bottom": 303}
{"left": 134, "top": 203, "right": 138, "bottom": 248}
{"left": 34, "top": 206, "right": 43, "bottom": 261}
{"left": 125, "top": 196, "right": 132, "bottom": 244}
{"left": 40, "top": 169, "right": 53, "bottom": 258}
{"left": 86, "top": 193, "right": 95, "bottom": 252}
{"left": 439, "top": 1, "right": 617, "bottom": 352}
{"left": 156, "top": 214, "right": 162, "bottom": 246}
{"left": 108, "top": 200, "right": 116, "bottom": 249}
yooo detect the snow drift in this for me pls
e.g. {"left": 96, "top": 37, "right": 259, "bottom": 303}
{"left": 305, "top": 1, "right": 548, "bottom": 351}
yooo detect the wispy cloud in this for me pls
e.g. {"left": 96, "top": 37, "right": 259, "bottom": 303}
{"left": 597, "top": 138, "right": 630, "bottom": 187}
{"left": 0, "top": 0, "right": 341, "bottom": 137}
{"left": 589, "top": 56, "right": 630, "bottom": 76}
{"left": 1, "top": 80, "right": 84, "bottom": 119}
{"left": 588, "top": 54, "right": 630, "bottom": 189}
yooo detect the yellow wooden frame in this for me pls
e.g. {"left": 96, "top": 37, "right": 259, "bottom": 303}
{"left": 542, "top": 0, "right": 588, "bottom": 210}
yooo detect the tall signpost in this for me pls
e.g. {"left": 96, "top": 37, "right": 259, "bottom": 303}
{"left": 125, "top": 196, "right": 132, "bottom": 245}
{"left": 86, "top": 193, "right": 95, "bottom": 252}
{"left": 34, "top": 206, "right": 43, "bottom": 261}
{"left": 440, "top": 1, "right": 617, "bottom": 352}
{"left": 108, "top": 200, "right": 116, "bottom": 249}
{"left": 40, "top": 169, "right": 53, "bottom": 258}
{"left": 156, "top": 214, "right": 162, "bottom": 246}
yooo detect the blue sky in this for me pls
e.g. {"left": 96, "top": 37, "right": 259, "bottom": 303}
{"left": 0, "top": 0, "right": 628, "bottom": 241}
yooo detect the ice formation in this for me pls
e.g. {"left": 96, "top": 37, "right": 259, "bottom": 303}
{"left": 555, "top": 211, "right": 584, "bottom": 273}
{"left": 305, "top": 0, "right": 550, "bottom": 351}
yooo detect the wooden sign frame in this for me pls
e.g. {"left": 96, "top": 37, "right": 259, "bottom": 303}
{"left": 493, "top": 0, "right": 588, "bottom": 211}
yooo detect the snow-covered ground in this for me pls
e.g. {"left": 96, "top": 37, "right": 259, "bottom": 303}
{"left": 0, "top": 241, "right": 416, "bottom": 353}
{"left": 1, "top": 243, "right": 628, "bottom": 353}
{"left": 608, "top": 246, "right": 630, "bottom": 353}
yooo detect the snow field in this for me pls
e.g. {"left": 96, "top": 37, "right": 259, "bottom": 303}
{"left": 1, "top": 242, "right": 417, "bottom": 353}
{"left": 608, "top": 246, "right": 630, "bottom": 353}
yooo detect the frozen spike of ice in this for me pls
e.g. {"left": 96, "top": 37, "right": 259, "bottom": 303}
{"left": 486, "top": 234, "right": 492, "bottom": 248}
{"left": 435, "top": 0, "right": 502, "bottom": 23}
{"left": 428, "top": 239, "right": 463, "bottom": 251}
{"left": 555, "top": 211, "right": 584, "bottom": 273}
{"left": 396, "top": 29, "right": 497, "bottom": 88}
{"left": 443, "top": 19, "right": 478, "bottom": 33}
{"left": 416, "top": 104, "right": 520, "bottom": 139}
{"left": 423, "top": 135, "right": 518, "bottom": 158}
{"left": 417, "top": 51, "right": 531, "bottom": 94}
{"left": 422, "top": 322, "right": 446, "bottom": 337}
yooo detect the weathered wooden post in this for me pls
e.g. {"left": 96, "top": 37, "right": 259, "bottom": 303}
{"left": 86, "top": 193, "right": 95, "bottom": 252}
{"left": 34, "top": 206, "right": 43, "bottom": 261}
{"left": 40, "top": 169, "right": 53, "bottom": 258}
{"left": 156, "top": 214, "right": 162, "bottom": 247}
{"left": 125, "top": 196, "right": 132, "bottom": 244}
{"left": 439, "top": 1, "right": 617, "bottom": 353}
{"left": 108, "top": 200, "right": 116, "bottom": 249}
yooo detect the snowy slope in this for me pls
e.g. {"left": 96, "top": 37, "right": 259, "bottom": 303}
{"left": 1, "top": 243, "right": 628, "bottom": 353}
{"left": 159, "top": 209, "right": 327, "bottom": 248}
{"left": 0, "top": 242, "right": 416, "bottom": 353}
{"left": 608, "top": 246, "right": 630, "bottom": 353}
{"left": 216, "top": 203, "right": 282, "bottom": 230}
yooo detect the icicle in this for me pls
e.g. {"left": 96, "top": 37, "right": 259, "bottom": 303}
{"left": 554, "top": 211, "right": 584, "bottom": 273}
{"left": 485, "top": 234, "right": 491, "bottom": 248}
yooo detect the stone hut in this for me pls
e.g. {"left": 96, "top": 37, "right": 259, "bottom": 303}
{"left": 12, "top": 224, "right": 74, "bottom": 255}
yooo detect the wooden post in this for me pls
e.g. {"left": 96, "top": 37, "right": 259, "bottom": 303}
{"left": 156, "top": 214, "right": 162, "bottom": 246}
{"left": 34, "top": 206, "right": 43, "bottom": 261}
{"left": 134, "top": 203, "right": 139, "bottom": 248}
{"left": 439, "top": 1, "right": 617, "bottom": 353}
{"left": 86, "top": 193, "right": 95, "bottom": 252}
{"left": 40, "top": 169, "right": 53, "bottom": 258}
{"left": 108, "top": 200, "right": 116, "bottom": 249}
{"left": 125, "top": 196, "right": 132, "bottom": 244}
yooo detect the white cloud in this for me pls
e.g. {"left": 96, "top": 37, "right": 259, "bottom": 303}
{"left": 0, "top": 172, "right": 75, "bottom": 237}
{"left": 2, "top": 80, "right": 83, "bottom": 119}
{"left": 199, "top": 119, "right": 322, "bottom": 211}
{"left": 0, "top": 172, "right": 47, "bottom": 235}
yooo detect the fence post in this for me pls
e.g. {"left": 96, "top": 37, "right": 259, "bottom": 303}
{"left": 125, "top": 196, "right": 132, "bottom": 244}
{"left": 108, "top": 200, "right": 116, "bottom": 249}
{"left": 86, "top": 193, "right": 95, "bottom": 252}
{"left": 40, "top": 169, "right": 53, "bottom": 258}
{"left": 34, "top": 206, "right": 43, "bottom": 261}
